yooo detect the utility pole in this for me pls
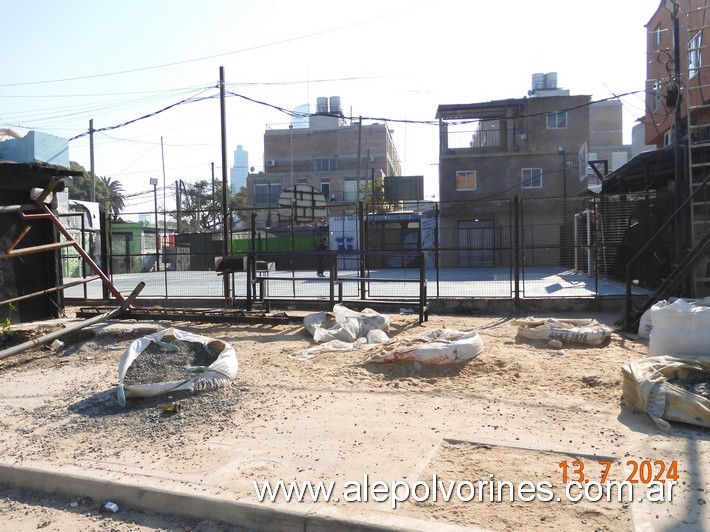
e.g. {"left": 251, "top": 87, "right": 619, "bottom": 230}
{"left": 219, "top": 66, "right": 230, "bottom": 300}
{"left": 150, "top": 178, "right": 159, "bottom": 271}
{"left": 89, "top": 119, "right": 95, "bottom": 202}
{"left": 670, "top": 2, "right": 686, "bottom": 267}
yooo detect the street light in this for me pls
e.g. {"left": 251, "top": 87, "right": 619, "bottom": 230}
{"left": 149, "top": 178, "right": 159, "bottom": 272}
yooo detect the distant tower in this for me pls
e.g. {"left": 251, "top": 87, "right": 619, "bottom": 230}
{"left": 230, "top": 145, "right": 248, "bottom": 192}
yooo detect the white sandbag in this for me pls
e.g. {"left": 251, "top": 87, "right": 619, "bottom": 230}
{"left": 366, "top": 328, "right": 390, "bottom": 344}
{"left": 303, "top": 304, "right": 390, "bottom": 344}
{"left": 367, "top": 329, "right": 483, "bottom": 365}
{"left": 638, "top": 300, "right": 669, "bottom": 340}
{"left": 514, "top": 317, "right": 612, "bottom": 346}
{"left": 117, "top": 328, "right": 238, "bottom": 406}
{"left": 648, "top": 298, "right": 710, "bottom": 357}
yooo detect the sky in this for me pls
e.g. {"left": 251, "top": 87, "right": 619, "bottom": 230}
{"left": 1, "top": 0, "right": 661, "bottom": 213}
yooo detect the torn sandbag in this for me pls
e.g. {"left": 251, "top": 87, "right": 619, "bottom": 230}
{"left": 303, "top": 304, "right": 390, "bottom": 344}
{"left": 622, "top": 355, "right": 710, "bottom": 430}
{"left": 117, "top": 328, "right": 238, "bottom": 406}
{"left": 513, "top": 317, "right": 613, "bottom": 346}
{"left": 366, "top": 328, "right": 483, "bottom": 365}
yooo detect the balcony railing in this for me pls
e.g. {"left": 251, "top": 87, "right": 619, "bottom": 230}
{"left": 444, "top": 128, "right": 520, "bottom": 154}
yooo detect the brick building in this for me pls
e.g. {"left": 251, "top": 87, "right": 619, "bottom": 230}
{"left": 246, "top": 96, "right": 402, "bottom": 226}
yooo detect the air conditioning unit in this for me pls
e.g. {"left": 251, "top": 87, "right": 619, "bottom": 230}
{"left": 266, "top": 160, "right": 276, "bottom": 167}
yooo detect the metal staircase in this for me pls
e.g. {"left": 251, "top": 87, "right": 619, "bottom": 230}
{"left": 683, "top": 2, "right": 710, "bottom": 297}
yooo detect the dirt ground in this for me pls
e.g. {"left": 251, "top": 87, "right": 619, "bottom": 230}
{"left": 0, "top": 306, "right": 706, "bottom": 531}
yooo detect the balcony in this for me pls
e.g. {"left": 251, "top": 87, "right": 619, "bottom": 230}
{"left": 442, "top": 126, "right": 521, "bottom": 155}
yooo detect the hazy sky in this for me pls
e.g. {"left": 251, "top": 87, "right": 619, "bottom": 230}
{"left": 2, "top": 0, "right": 660, "bottom": 211}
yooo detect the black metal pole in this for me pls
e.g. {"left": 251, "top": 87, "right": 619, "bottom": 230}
{"left": 514, "top": 195, "right": 520, "bottom": 307}
{"left": 220, "top": 66, "right": 230, "bottom": 302}
{"left": 672, "top": 9, "right": 686, "bottom": 276}
{"left": 153, "top": 182, "right": 159, "bottom": 272}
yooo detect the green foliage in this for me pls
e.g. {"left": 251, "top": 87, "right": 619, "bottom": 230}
{"left": 175, "top": 180, "right": 244, "bottom": 231}
{"left": 1, "top": 303, "right": 16, "bottom": 337}
{"left": 68, "top": 161, "right": 125, "bottom": 220}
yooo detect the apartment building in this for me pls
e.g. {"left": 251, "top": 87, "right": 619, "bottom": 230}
{"left": 246, "top": 96, "right": 402, "bottom": 226}
{"left": 436, "top": 74, "right": 598, "bottom": 267}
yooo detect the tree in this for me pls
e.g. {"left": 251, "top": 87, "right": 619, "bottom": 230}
{"left": 175, "top": 179, "right": 241, "bottom": 232}
{"left": 68, "top": 162, "right": 125, "bottom": 220}
{"left": 98, "top": 176, "right": 125, "bottom": 220}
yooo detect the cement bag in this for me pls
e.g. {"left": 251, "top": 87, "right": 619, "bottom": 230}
{"left": 117, "top": 328, "right": 238, "bottom": 407}
{"left": 622, "top": 356, "right": 710, "bottom": 430}
{"left": 514, "top": 317, "right": 612, "bottom": 346}
{"left": 367, "top": 329, "right": 483, "bottom": 365}
{"left": 648, "top": 298, "right": 710, "bottom": 357}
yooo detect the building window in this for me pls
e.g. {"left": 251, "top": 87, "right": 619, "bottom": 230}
{"left": 546, "top": 111, "right": 567, "bottom": 129}
{"left": 653, "top": 23, "right": 662, "bottom": 48}
{"left": 344, "top": 180, "right": 358, "bottom": 202}
{"left": 314, "top": 158, "right": 337, "bottom": 172}
{"left": 254, "top": 183, "right": 281, "bottom": 206}
{"left": 522, "top": 168, "right": 543, "bottom": 189}
{"left": 455, "top": 170, "right": 477, "bottom": 191}
{"left": 320, "top": 180, "right": 331, "bottom": 200}
{"left": 652, "top": 80, "right": 661, "bottom": 112}
{"left": 689, "top": 31, "right": 702, "bottom": 80}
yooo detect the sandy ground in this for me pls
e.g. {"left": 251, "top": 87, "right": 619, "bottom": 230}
{"left": 0, "top": 307, "right": 707, "bottom": 531}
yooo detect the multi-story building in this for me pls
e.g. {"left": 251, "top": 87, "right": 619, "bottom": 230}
{"left": 435, "top": 73, "right": 625, "bottom": 267}
{"left": 604, "top": 0, "right": 710, "bottom": 299}
{"left": 246, "top": 96, "right": 402, "bottom": 226}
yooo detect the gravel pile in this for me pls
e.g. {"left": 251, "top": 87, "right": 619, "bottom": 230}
{"left": 123, "top": 338, "right": 218, "bottom": 386}
{"left": 669, "top": 374, "right": 710, "bottom": 401}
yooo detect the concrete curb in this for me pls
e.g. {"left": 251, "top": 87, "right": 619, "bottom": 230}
{"left": 0, "top": 462, "right": 475, "bottom": 531}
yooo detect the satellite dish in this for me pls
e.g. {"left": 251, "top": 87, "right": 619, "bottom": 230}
{"left": 277, "top": 184, "right": 328, "bottom": 226}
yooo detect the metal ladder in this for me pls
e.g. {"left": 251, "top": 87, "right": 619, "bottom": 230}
{"left": 683, "top": 3, "right": 710, "bottom": 297}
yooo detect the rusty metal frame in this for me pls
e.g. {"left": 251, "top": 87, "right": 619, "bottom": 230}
{"left": 0, "top": 177, "right": 126, "bottom": 310}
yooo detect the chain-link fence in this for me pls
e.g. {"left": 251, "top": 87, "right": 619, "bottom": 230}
{"left": 61, "top": 194, "right": 668, "bottom": 305}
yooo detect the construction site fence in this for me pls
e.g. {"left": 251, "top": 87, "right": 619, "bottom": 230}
{"left": 60, "top": 193, "right": 669, "bottom": 305}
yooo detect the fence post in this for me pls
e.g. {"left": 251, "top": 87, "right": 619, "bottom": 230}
{"left": 100, "top": 208, "right": 111, "bottom": 300}
{"left": 358, "top": 201, "right": 366, "bottom": 299}
{"left": 434, "top": 202, "right": 440, "bottom": 298}
{"left": 513, "top": 195, "right": 520, "bottom": 307}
